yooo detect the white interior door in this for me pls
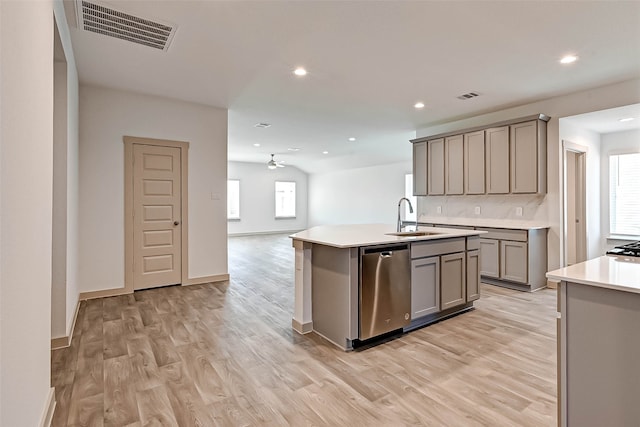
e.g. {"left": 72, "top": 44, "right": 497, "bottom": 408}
{"left": 133, "top": 144, "right": 182, "bottom": 290}
{"left": 563, "top": 141, "right": 588, "bottom": 266}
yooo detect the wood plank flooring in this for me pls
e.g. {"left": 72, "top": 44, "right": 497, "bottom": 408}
{"left": 52, "top": 233, "right": 557, "bottom": 426}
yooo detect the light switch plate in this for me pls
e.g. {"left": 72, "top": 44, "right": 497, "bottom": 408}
{"left": 516, "top": 207, "right": 523, "bottom": 217}
{"left": 436, "top": 206, "right": 442, "bottom": 214}
{"left": 474, "top": 206, "right": 481, "bottom": 215}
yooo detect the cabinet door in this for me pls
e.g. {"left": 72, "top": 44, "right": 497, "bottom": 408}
{"left": 479, "top": 238, "right": 499, "bottom": 278}
{"left": 445, "top": 134, "right": 464, "bottom": 195}
{"left": 411, "top": 256, "right": 440, "bottom": 319}
{"left": 413, "top": 141, "right": 427, "bottom": 196}
{"left": 466, "top": 250, "right": 480, "bottom": 302}
{"left": 500, "top": 240, "right": 528, "bottom": 283}
{"left": 441, "top": 252, "right": 466, "bottom": 310}
{"left": 427, "top": 138, "right": 445, "bottom": 195}
{"left": 485, "top": 126, "right": 510, "bottom": 194}
{"left": 464, "top": 130, "right": 485, "bottom": 194}
{"left": 510, "top": 121, "right": 538, "bottom": 193}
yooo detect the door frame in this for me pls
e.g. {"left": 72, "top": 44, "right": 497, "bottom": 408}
{"left": 124, "top": 136, "right": 189, "bottom": 293}
{"left": 561, "top": 140, "right": 588, "bottom": 267}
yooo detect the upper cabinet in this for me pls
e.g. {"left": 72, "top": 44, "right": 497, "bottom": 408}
{"left": 413, "top": 141, "right": 427, "bottom": 196}
{"left": 486, "top": 126, "right": 510, "bottom": 194}
{"left": 464, "top": 130, "right": 485, "bottom": 194}
{"left": 411, "top": 114, "right": 549, "bottom": 196}
{"left": 510, "top": 120, "right": 547, "bottom": 194}
{"left": 445, "top": 135, "right": 464, "bottom": 195}
{"left": 427, "top": 138, "right": 445, "bottom": 195}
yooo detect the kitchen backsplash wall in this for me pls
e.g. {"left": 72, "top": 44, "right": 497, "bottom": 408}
{"left": 417, "top": 194, "right": 547, "bottom": 222}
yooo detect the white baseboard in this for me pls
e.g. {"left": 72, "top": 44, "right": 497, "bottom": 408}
{"left": 228, "top": 229, "right": 303, "bottom": 237}
{"left": 39, "top": 387, "right": 56, "bottom": 427}
{"left": 51, "top": 299, "right": 81, "bottom": 350}
{"left": 183, "top": 274, "right": 229, "bottom": 286}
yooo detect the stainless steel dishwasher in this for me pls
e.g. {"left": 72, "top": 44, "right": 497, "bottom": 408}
{"left": 359, "top": 244, "right": 411, "bottom": 340}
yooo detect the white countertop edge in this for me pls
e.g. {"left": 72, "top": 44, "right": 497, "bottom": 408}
{"left": 418, "top": 217, "right": 550, "bottom": 230}
{"left": 546, "top": 256, "right": 640, "bottom": 294}
{"left": 289, "top": 224, "right": 485, "bottom": 248}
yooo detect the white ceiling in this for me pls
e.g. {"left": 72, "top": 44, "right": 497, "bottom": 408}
{"left": 64, "top": 0, "right": 640, "bottom": 173}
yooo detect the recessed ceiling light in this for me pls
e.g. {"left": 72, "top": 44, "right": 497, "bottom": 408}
{"left": 287, "top": 147, "right": 300, "bottom": 151}
{"left": 414, "top": 102, "right": 425, "bottom": 109}
{"left": 293, "top": 67, "right": 307, "bottom": 76}
{"left": 619, "top": 117, "right": 635, "bottom": 122}
{"left": 322, "top": 151, "right": 329, "bottom": 154}
{"left": 560, "top": 55, "right": 578, "bottom": 64}
{"left": 348, "top": 137, "right": 356, "bottom": 141}
{"left": 254, "top": 122, "right": 271, "bottom": 128}
{"left": 253, "top": 143, "right": 261, "bottom": 147}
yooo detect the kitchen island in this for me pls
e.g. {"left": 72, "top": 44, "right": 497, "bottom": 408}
{"left": 547, "top": 256, "right": 640, "bottom": 427}
{"left": 290, "top": 224, "right": 485, "bottom": 350}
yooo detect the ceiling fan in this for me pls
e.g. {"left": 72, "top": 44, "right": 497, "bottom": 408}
{"left": 267, "top": 154, "right": 285, "bottom": 169}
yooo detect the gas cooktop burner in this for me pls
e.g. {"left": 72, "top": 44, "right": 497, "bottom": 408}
{"left": 606, "top": 241, "right": 640, "bottom": 257}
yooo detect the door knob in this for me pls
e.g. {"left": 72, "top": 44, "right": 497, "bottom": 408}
{"left": 174, "top": 221, "right": 180, "bottom": 226}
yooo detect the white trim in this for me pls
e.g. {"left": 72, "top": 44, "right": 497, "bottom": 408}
{"left": 39, "top": 388, "right": 56, "bottom": 427}
{"left": 51, "top": 299, "right": 80, "bottom": 349}
{"left": 183, "top": 274, "right": 229, "bottom": 286}
{"left": 561, "top": 140, "right": 589, "bottom": 267}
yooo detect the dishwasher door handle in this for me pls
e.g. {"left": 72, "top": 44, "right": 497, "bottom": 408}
{"left": 380, "top": 252, "right": 393, "bottom": 258}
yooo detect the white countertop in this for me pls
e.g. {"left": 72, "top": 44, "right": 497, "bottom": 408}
{"left": 546, "top": 256, "right": 640, "bottom": 294}
{"left": 418, "top": 216, "right": 550, "bottom": 230}
{"left": 290, "top": 224, "right": 484, "bottom": 248}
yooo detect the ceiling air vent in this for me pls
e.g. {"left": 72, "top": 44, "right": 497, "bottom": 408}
{"left": 75, "top": 0, "right": 177, "bottom": 51}
{"left": 457, "top": 92, "right": 480, "bottom": 100}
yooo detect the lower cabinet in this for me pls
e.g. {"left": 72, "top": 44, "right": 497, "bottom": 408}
{"left": 479, "top": 237, "right": 528, "bottom": 284}
{"left": 466, "top": 250, "right": 480, "bottom": 301}
{"left": 479, "top": 238, "right": 499, "bottom": 278}
{"left": 500, "top": 240, "right": 528, "bottom": 283}
{"left": 411, "top": 256, "right": 440, "bottom": 319}
{"left": 441, "top": 252, "right": 466, "bottom": 310}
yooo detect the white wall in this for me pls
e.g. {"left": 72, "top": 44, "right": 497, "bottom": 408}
{"left": 79, "top": 85, "right": 228, "bottom": 292}
{"left": 308, "top": 161, "right": 412, "bottom": 226}
{"left": 600, "top": 129, "right": 640, "bottom": 250}
{"left": 0, "top": 0, "right": 55, "bottom": 425}
{"left": 415, "top": 79, "right": 640, "bottom": 270}
{"left": 228, "top": 161, "right": 308, "bottom": 235}
{"left": 52, "top": 0, "right": 80, "bottom": 341}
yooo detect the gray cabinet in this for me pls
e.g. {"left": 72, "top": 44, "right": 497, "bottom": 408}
{"left": 466, "top": 250, "right": 480, "bottom": 302}
{"left": 479, "top": 238, "right": 499, "bottom": 278}
{"left": 464, "top": 130, "right": 485, "bottom": 194}
{"left": 478, "top": 227, "right": 547, "bottom": 291}
{"left": 485, "top": 126, "right": 510, "bottom": 194}
{"left": 413, "top": 141, "right": 427, "bottom": 196}
{"left": 412, "top": 115, "right": 548, "bottom": 196}
{"left": 441, "top": 252, "right": 466, "bottom": 310}
{"left": 510, "top": 120, "right": 546, "bottom": 194}
{"left": 445, "top": 134, "right": 464, "bottom": 195}
{"left": 427, "top": 138, "right": 445, "bottom": 195}
{"left": 411, "top": 256, "right": 440, "bottom": 319}
{"left": 500, "top": 240, "right": 528, "bottom": 283}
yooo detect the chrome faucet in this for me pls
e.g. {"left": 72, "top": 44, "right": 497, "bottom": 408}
{"left": 397, "top": 197, "right": 414, "bottom": 232}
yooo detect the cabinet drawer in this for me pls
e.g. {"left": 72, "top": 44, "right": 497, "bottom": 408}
{"left": 476, "top": 227, "right": 527, "bottom": 242}
{"left": 467, "top": 236, "right": 480, "bottom": 251}
{"left": 411, "top": 237, "right": 465, "bottom": 259}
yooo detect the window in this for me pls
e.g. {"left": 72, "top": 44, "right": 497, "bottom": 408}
{"left": 404, "top": 174, "right": 417, "bottom": 221}
{"left": 609, "top": 153, "right": 640, "bottom": 236}
{"left": 227, "top": 180, "right": 240, "bottom": 220}
{"left": 275, "top": 181, "right": 296, "bottom": 218}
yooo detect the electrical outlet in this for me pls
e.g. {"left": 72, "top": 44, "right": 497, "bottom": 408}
{"left": 515, "top": 207, "right": 523, "bottom": 217}
{"left": 436, "top": 206, "right": 442, "bottom": 214}
{"left": 474, "top": 206, "right": 481, "bottom": 215}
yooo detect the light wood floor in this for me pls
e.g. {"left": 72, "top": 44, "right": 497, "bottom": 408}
{"left": 51, "top": 233, "right": 557, "bottom": 426}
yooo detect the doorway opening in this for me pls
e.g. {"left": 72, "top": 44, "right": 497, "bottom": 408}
{"left": 563, "top": 141, "right": 588, "bottom": 266}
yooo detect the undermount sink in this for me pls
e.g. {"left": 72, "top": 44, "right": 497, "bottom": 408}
{"left": 385, "top": 231, "right": 444, "bottom": 237}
